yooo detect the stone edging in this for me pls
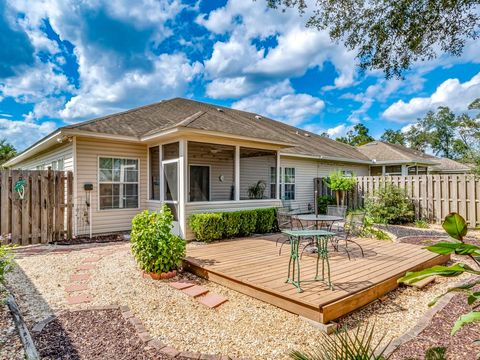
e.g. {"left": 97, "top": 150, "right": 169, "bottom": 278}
{"left": 33, "top": 305, "right": 239, "bottom": 360}
{"left": 383, "top": 291, "right": 456, "bottom": 356}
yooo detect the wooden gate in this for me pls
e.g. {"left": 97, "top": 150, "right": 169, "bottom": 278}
{"left": 0, "top": 169, "right": 73, "bottom": 245}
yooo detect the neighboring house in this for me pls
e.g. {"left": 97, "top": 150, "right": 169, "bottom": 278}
{"left": 357, "top": 141, "right": 471, "bottom": 176}
{"left": 5, "top": 98, "right": 371, "bottom": 239}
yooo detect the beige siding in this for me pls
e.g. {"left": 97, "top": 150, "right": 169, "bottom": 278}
{"left": 279, "top": 156, "right": 369, "bottom": 209}
{"left": 240, "top": 155, "right": 276, "bottom": 199}
{"left": 75, "top": 137, "right": 148, "bottom": 235}
{"left": 187, "top": 142, "right": 235, "bottom": 201}
{"left": 14, "top": 142, "right": 73, "bottom": 171}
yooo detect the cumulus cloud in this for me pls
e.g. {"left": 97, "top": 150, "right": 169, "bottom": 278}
{"left": 383, "top": 72, "right": 480, "bottom": 122}
{"left": 0, "top": 117, "right": 56, "bottom": 150}
{"left": 232, "top": 80, "right": 324, "bottom": 125}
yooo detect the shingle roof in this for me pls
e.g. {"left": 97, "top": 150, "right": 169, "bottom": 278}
{"left": 357, "top": 141, "right": 472, "bottom": 172}
{"left": 64, "top": 97, "right": 370, "bottom": 162}
{"left": 357, "top": 141, "right": 438, "bottom": 163}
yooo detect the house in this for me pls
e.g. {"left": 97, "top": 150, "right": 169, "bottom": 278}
{"left": 357, "top": 141, "right": 472, "bottom": 176}
{"left": 5, "top": 98, "right": 372, "bottom": 239}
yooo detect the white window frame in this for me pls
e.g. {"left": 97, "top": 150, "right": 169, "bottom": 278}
{"left": 270, "top": 166, "right": 282, "bottom": 200}
{"left": 97, "top": 156, "right": 140, "bottom": 211}
{"left": 283, "top": 167, "right": 295, "bottom": 200}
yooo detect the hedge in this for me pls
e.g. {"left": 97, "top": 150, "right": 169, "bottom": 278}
{"left": 189, "top": 208, "right": 277, "bottom": 242}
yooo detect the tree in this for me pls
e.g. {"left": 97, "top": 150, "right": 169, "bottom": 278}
{"left": 336, "top": 124, "right": 374, "bottom": 146}
{"left": 380, "top": 129, "right": 406, "bottom": 145}
{"left": 266, "top": 0, "right": 480, "bottom": 78}
{"left": 0, "top": 139, "right": 16, "bottom": 167}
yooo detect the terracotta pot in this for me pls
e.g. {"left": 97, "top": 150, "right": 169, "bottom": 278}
{"left": 146, "top": 270, "right": 176, "bottom": 280}
{"left": 149, "top": 272, "right": 162, "bottom": 280}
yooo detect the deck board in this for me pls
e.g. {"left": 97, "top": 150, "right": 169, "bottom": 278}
{"left": 184, "top": 236, "right": 449, "bottom": 323}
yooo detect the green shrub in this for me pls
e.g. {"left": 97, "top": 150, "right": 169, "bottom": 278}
{"left": 130, "top": 207, "right": 186, "bottom": 273}
{"left": 324, "top": 170, "right": 357, "bottom": 205}
{"left": 317, "top": 195, "right": 335, "bottom": 214}
{"left": 415, "top": 219, "right": 429, "bottom": 228}
{"left": 222, "top": 211, "right": 242, "bottom": 238}
{"left": 365, "top": 183, "right": 415, "bottom": 224}
{"left": 0, "top": 244, "right": 15, "bottom": 284}
{"left": 255, "top": 208, "right": 277, "bottom": 233}
{"left": 189, "top": 213, "right": 224, "bottom": 242}
{"left": 189, "top": 208, "right": 277, "bottom": 241}
{"left": 238, "top": 210, "right": 258, "bottom": 236}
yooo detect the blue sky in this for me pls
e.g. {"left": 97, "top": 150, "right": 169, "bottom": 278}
{"left": 0, "top": 0, "right": 479, "bottom": 150}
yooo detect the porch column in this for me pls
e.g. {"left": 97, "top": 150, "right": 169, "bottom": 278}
{"left": 235, "top": 145, "right": 240, "bottom": 201}
{"left": 178, "top": 139, "right": 187, "bottom": 238}
{"left": 276, "top": 151, "right": 281, "bottom": 200}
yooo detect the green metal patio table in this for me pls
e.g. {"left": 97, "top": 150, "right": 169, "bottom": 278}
{"left": 281, "top": 229, "right": 336, "bottom": 293}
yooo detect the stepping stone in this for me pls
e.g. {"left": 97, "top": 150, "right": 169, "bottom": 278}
{"left": 76, "top": 264, "right": 96, "bottom": 271}
{"left": 82, "top": 257, "right": 102, "bottom": 263}
{"left": 182, "top": 285, "right": 209, "bottom": 298}
{"left": 197, "top": 294, "right": 228, "bottom": 309}
{"left": 66, "top": 294, "right": 92, "bottom": 305}
{"left": 70, "top": 273, "right": 91, "bottom": 282}
{"left": 65, "top": 283, "right": 89, "bottom": 293}
{"left": 170, "top": 281, "right": 195, "bottom": 290}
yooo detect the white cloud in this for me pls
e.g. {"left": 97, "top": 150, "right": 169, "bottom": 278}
{"left": 0, "top": 117, "right": 56, "bottom": 150}
{"left": 206, "top": 77, "right": 258, "bottom": 99}
{"left": 325, "top": 124, "right": 352, "bottom": 138}
{"left": 383, "top": 72, "right": 480, "bottom": 122}
{"left": 232, "top": 80, "right": 324, "bottom": 125}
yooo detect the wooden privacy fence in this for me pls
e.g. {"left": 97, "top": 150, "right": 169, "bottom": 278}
{"left": 314, "top": 174, "right": 480, "bottom": 227}
{"left": 0, "top": 169, "right": 73, "bottom": 245}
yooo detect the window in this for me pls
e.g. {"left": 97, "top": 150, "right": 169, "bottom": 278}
{"left": 370, "top": 166, "right": 383, "bottom": 176}
{"left": 149, "top": 147, "right": 160, "bottom": 200}
{"left": 385, "top": 165, "right": 402, "bottom": 175}
{"left": 51, "top": 158, "right": 64, "bottom": 171}
{"left": 284, "top": 167, "right": 295, "bottom": 200}
{"left": 99, "top": 157, "right": 139, "bottom": 210}
{"left": 270, "top": 167, "right": 282, "bottom": 199}
{"left": 189, "top": 165, "right": 210, "bottom": 202}
{"left": 342, "top": 170, "right": 353, "bottom": 177}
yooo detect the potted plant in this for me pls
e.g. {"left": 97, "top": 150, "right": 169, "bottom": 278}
{"left": 324, "top": 171, "right": 357, "bottom": 206}
{"left": 130, "top": 206, "right": 186, "bottom": 280}
{"left": 248, "top": 180, "right": 266, "bottom": 199}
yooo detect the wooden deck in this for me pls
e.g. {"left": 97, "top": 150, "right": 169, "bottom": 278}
{"left": 184, "top": 236, "right": 450, "bottom": 324}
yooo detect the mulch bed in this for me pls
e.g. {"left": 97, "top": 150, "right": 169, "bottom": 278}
{"left": 391, "top": 291, "right": 480, "bottom": 359}
{"left": 33, "top": 309, "right": 187, "bottom": 360}
{"left": 53, "top": 233, "right": 129, "bottom": 246}
{"left": 0, "top": 297, "right": 24, "bottom": 360}
{"left": 398, "top": 235, "right": 480, "bottom": 247}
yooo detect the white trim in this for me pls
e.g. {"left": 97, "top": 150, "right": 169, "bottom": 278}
{"left": 279, "top": 152, "right": 372, "bottom": 165}
{"left": 276, "top": 151, "right": 280, "bottom": 200}
{"left": 186, "top": 199, "right": 282, "bottom": 206}
{"left": 188, "top": 164, "right": 211, "bottom": 202}
{"left": 4, "top": 131, "right": 62, "bottom": 166}
{"left": 96, "top": 155, "right": 141, "bottom": 211}
{"left": 73, "top": 136, "right": 78, "bottom": 236}
{"left": 234, "top": 145, "right": 240, "bottom": 201}
{"left": 64, "top": 129, "right": 139, "bottom": 142}
{"left": 178, "top": 139, "right": 187, "bottom": 238}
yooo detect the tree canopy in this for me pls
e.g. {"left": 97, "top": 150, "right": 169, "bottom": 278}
{"left": 267, "top": 0, "right": 480, "bottom": 78}
{"left": 336, "top": 124, "right": 374, "bottom": 146}
{"left": 0, "top": 139, "right": 16, "bottom": 167}
{"left": 380, "top": 129, "right": 406, "bottom": 145}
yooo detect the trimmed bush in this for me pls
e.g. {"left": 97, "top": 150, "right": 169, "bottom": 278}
{"left": 238, "top": 210, "right": 258, "bottom": 236}
{"left": 365, "top": 183, "right": 415, "bottom": 224}
{"left": 189, "top": 213, "right": 224, "bottom": 242}
{"left": 222, "top": 211, "right": 242, "bottom": 238}
{"left": 130, "top": 207, "right": 186, "bottom": 273}
{"left": 317, "top": 195, "right": 336, "bottom": 214}
{"left": 189, "top": 208, "right": 277, "bottom": 242}
{"left": 255, "top": 208, "right": 277, "bottom": 233}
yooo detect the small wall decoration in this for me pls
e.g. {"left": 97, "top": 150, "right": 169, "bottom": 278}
{"left": 219, "top": 175, "right": 225, "bottom": 182}
{"left": 14, "top": 179, "right": 27, "bottom": 200}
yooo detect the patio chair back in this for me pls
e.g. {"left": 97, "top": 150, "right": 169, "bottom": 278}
{"left": 327, "top": 205, "right": 347, "bottom": 218}
{"left": 277, "top": 208, "right": 295, "bottom": 230}
{"left": 345, "top": 211, "right": 366, "bottom": 236}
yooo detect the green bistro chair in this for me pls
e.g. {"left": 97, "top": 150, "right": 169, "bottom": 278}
{"left": 333, "top": 212, "right": 366, "bottom": 259}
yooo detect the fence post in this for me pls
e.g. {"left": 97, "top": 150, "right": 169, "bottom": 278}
{"left": 67, "top": 171, "right": 73, "bottom": 239}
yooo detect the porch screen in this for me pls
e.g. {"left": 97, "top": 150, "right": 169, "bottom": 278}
{"left": 149, "top": 146, "right": 160, "bottom": 200}
{"left": 240, "top": 148, "right": 276, "bottom": 200}
{"left": 98, "top": 157, "right": 139, "bottom": 210}
{"left": 187, "top": 142, "right": 234, "bottom": 202}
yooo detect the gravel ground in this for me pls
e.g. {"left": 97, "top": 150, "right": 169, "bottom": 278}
{"left": 5, "top": 236, "right": 478, "bottom": 360}
{"left": 0, "top": 293, "right": 25, "bottom": 360}
{"left": 34, "top": 308, "right": 182, "bottom": 360}
{"left": 375, "top": 224, "right": 447, "bottom": 239}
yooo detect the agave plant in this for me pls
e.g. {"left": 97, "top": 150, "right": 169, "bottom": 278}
{"left": 398, "top": 212, "right": 480, "bottom": 335}
{"left": 290, "top": 324, "right": 390, "bottom": 360}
